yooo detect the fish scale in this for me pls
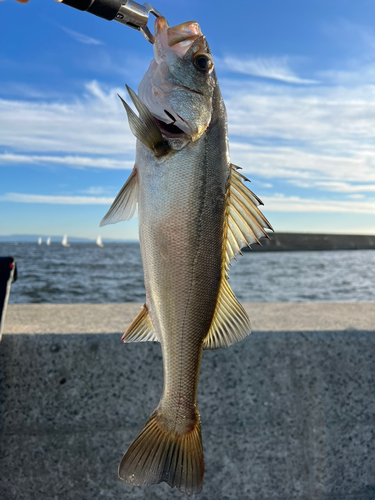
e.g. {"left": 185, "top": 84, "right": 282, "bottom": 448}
{"left": 138, "top": 126, "right": 226, "bottom": 428}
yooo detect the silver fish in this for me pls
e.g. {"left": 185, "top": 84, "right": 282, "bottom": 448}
{"left": 101, "top": 16, "right": 273, "bottom": 495}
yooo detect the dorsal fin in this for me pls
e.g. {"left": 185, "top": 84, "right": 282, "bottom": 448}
{"left": 203, "top": 164, "right": 273, "bottom": 350}
{"left": 225, "top": 164, "right": 273, "bottom": 271}
{"left": 100, "top": 168, "right": 138, "bottom": 226}
{"left": 121, "top": 304, "right": 158, "bottom": 343}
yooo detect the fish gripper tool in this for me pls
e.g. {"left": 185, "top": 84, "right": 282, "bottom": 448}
{"left": 59, "top": 0, "right": 163, "bottom": 44}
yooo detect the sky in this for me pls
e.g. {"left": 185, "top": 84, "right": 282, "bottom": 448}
{"left": 1, "top": 0, "right": 375, "bottom": 241}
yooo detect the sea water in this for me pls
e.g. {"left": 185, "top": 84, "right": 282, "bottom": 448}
{"left": 1, "top": 242, "right": 374, "bottom": 304}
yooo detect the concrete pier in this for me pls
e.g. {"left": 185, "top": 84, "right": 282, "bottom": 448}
{"left": 1, "top": 303, "right": 375, "bottom": 500}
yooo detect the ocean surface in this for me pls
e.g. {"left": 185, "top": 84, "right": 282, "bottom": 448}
{"left": 1, "top": 242, "right": 375, "bottom": 304}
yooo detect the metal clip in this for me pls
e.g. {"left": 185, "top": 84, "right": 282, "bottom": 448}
{"left": 114, "top": 1, "right": 162, "bottom": 44}
{"left": 60, "top": 0, "right": 163, "bottom": 44}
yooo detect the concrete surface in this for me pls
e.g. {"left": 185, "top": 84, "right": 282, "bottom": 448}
{"left": 0, "top": 303, "right": 375, "bottom": 500}
{"left": 3, "top": 302, "right": 375, "bottom": 334}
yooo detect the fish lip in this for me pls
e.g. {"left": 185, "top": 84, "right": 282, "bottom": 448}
{"left": 166, "top": 21, "right": 201, "bottom": 47}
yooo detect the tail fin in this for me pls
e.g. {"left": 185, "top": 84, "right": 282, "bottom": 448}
{"left": 119, "top": 411, "right": 204, "bottom": 495}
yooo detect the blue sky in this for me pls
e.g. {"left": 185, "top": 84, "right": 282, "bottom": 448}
{"left": 1, "top": 0, "right": 375, "bottom": 240}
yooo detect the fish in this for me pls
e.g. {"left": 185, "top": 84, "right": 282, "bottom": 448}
{"left": 100, "top": 16, "right": 273, "bottom": 495}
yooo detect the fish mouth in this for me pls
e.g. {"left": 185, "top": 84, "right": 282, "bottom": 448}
{"left": 153, "top": 111, "right": 190, "bottom": 140}
{"left": 155, "top": 18, "right": 202, "bottom": 57}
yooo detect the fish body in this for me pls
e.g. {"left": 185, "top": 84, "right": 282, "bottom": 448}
{"left": 101, "top": 17, "right": 272, "bottom": 495}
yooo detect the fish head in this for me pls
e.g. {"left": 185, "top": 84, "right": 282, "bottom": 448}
{"left": 138, "top": 17, "right": 216, "bottom": 143}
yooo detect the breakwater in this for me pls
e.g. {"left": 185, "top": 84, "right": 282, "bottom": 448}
{"left": 1, "top": 303, "right": 374, "bottom": 500}
{"left": 250, "top": 232, "right": 375, "bottom": 251}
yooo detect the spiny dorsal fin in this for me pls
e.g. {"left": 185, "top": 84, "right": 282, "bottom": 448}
{"left": 225, "top": 164, "right": 273, "bottom": 270}
{"left": 100, "top": 168, "right": 138, "bottom": 227}
{"left": 119, "top": 87, "right": 170, "bottom": 157}
{"left": 203, "top": 164, "right": 273, "bottom": 350}
{"left": 121, "top": 304, "right": 158, "bottom": 343}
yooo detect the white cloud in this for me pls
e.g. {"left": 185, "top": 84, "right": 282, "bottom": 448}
{"left": 0, "top": 153, "right": 132, "bottom": 170}
{"left": 348, "top": 194, "right": 365, "bottom": 199}
{"left": 230, "top": 142, "right": 375, "bottom": 183}
{"left": 288, "top": 180, "right": 375, "bottom": 193}
{"left": 3, "top": 191, "right": 373, "bottom": 216}
{"left": 224, "top": 78, "right": 375, "bottom": 184}
{"left": 1, "top": 77, "right": 374, "bottom": 189}
{"left": 0, "top": 193, "right": 113, "bottom": 205}
{"left": 61, "top": 27, "right": 104, "bottom": 46}
{"left": 262, "top": 195, "right": 375, "bottom": 214}
{"left": 315, "top": 181, "right": 375, "bottom": 193}
{"left": 80, "top": 186, "right": 111, "bottom": 195}
{"left": 0, "top": 81, "right": 135, "bottom": 156}
{"left": 222, "top": 56, "right": 318, "bottom": 84}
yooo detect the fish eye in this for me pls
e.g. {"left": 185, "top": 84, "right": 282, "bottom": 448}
{"left": 193, "top": 54, "right": 213, "bottom": 72}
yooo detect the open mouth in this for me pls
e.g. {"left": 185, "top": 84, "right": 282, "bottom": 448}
{"left": 153, "top": 110, "right": 191, "bottom": 139}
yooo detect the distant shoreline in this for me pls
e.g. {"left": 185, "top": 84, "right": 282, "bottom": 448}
{"left": 1, "top": 233, "right": 375, "bottom": 251}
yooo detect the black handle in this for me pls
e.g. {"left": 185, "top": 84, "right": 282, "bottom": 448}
{"left": 61, "top": 0, "right": 124, "bottom": 21}
{"left": 0, "top": 257, "right": 17, "bottom": 341}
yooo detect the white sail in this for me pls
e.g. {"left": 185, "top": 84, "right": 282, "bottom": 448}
{"left": 46, "top": 237, "right": 51, "bottom": 246}
{"left": 38, "top": 237, "right": 42, "bottom": 245}
{"left": 96, "top": 235, "right": 104, "bottom": 248}
{"left": 62, "top": 235, "right": 70, "bottom": 247}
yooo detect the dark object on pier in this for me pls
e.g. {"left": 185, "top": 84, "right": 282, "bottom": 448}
{"left": 248, "top": 232, "right": 375, "bottom": 252}
{"left": 0, "top": 257, "right": 17, "bottom": 340}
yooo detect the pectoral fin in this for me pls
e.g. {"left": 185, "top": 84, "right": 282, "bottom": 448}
{"left": 122, "top": 304, "right": 158, "bottom": 343}
{"left": 100, "top": 168, "right": 138, "bottom": 226}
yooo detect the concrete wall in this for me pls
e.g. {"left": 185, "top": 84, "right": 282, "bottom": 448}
{"left": 248, "top": 232, "right": 375, "bottom": 251}
{"left": 1, "top": 303, "right": 375, "bottom": 500}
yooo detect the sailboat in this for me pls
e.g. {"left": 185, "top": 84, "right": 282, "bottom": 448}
{"left": 46, "top": 237, "right": 51, "bottom": 246}
{"left": 38, "top": 237, "right": 42, "bottom": 245}
{"left": 96, "top": 235, "right": 104, "bottom": 248}
{"left": 61, "top": 235, "right": 70, "bottom": 247}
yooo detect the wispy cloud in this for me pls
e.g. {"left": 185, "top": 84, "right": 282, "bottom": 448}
{"left": 80, "top": 186, "right": 111, "bottom": 195}
{"left": 2, "top": 77, "right": 374, "bottom": 187}
{"left": 289, "top": 180, "right": 375, "bottom": 193}
{"left": 0, "top": 81, "right": 134, "bottom": 156}
{"left": 257, "top": 181, "right": 273, "bottom": 189}
{"left": 0, "top": 153, "right": 132, "bottom": 170}
{"left": 222, "top": 56, "right": 318, "bottom": 84}
{"left": 0, "top": 193, "right": 113, "bottom": 205}
{"left": 61, "top": 26, "right": 104, "bottom": 46}
{"left": 3, "top": 191, "right": 373, "bottom": 216}
{"left": 262, "top": 195, "right": 375, "bottom": 214}
{"left": 348, "top": 194, "right": 365, "bottom": 199}
{"left": 230, "top": 143, "right": 375, "bottom": 184}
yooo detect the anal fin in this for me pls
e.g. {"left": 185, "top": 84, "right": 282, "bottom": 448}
{"left": 122, "top": 304, "right": 158, "bottom": 343}
{"left": 203, "top": 279, "right": 251, "bottom": 350}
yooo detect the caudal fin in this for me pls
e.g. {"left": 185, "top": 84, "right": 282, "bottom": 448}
{"left": 119, "top": 411, "right": 204, "bottom": 495}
